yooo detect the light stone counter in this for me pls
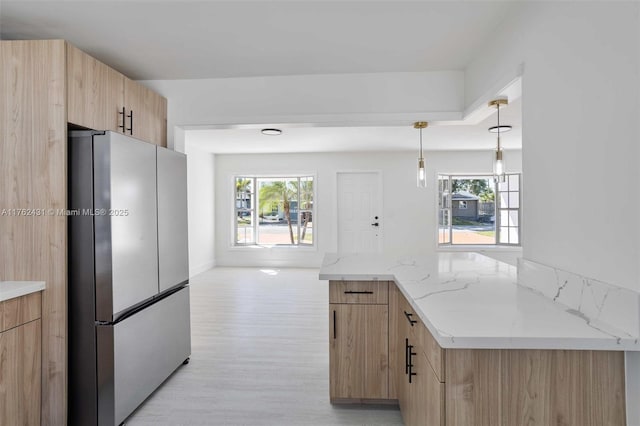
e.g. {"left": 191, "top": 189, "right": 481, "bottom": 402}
{"left": 319, "top": 252, "right": 640, "bottom": 351}
{"left": 0, "top": 281, "right": 45, "bottom": 302}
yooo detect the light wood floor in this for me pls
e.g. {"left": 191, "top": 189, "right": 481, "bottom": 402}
{"left": 127, "top": 267, "right": 403, "bottom": 426}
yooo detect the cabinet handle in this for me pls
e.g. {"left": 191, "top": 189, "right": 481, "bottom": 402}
{"left": 118, "top": 107, "right": 126, "bottom": 132}
{"left": 408, "top": 344, "right": 417, "bottom": 383}
{"left": 344, "top": 290, "right": 373, "bottom": 294}
{"left": 333, "top": 310, "right": 336, "bottom": 339}
{"left": 405, "top": 338, "right": 409, "bottom": 374}
{"left": 126, "top": 110, "right": 133, "bottom": 135}
{"left": 404, "top": 310, "right": 418, "bottom": 326}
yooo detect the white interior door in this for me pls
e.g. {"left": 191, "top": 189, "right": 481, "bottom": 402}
{"left": 337, "top": 172, "right": 382, "bottom": 253}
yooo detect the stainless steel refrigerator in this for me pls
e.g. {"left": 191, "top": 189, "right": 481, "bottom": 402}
{"left": 68, "top": 130, "right": 191, "bottom": 426}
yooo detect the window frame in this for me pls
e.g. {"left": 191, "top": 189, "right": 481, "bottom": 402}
{"left": 437, "top": 173, "right": 521, "bottom": 248}
{"left": 232, "top": 174, "right": 316, "bottom": 249}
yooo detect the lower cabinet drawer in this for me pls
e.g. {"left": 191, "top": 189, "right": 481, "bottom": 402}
{"left": 0, "top": 292, "right": 41, "bottom": 332}
{"left": 329, "top": 280, "right": 389, "bottom": 304}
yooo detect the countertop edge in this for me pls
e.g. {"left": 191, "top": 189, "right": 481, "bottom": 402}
{"left": 0, "top": 281, "right": 46, "bottom": 303}
{"left": 319, "top": 273, "right": 396, "bottom": 281}
{"left": 319, "top": 258, "right": 640, "bottom": 352}
{"left": 395, "top": 279, "right": 639, "bottom": 351}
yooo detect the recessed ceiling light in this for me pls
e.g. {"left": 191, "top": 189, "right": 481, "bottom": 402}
{"left": 488, "top": 125, "right": 512, "bottom": 133}
{"left": 261, "top": 128, "right": 282, "bottom": 136}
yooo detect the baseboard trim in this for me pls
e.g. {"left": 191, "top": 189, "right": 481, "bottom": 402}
{"left": 330, "top": 398, "right": 399, "bottom": 406}
{"left": 189, "top": 260, "right": 216, "bottom": 277}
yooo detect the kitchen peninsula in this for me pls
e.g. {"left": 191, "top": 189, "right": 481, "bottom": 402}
{"left": 320, "top": 252, "right": 635, "bottom": 426}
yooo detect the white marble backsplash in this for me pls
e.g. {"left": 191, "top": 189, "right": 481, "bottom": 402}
{"left": 517, "top": 258, "right": 640, "bottom": 338}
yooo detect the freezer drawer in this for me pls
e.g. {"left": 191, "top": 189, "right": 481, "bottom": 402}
{"left": 97, "top": 287, "right": 191, "bottom": 426}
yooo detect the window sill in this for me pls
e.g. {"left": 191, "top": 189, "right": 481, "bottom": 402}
{"left": 229, "top": 244, "right": 317, "bottom": 252}
{"left": 438, "top": 245, "right": 522, "bottom": 252}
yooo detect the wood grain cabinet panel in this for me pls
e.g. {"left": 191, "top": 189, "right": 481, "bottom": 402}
{"left": 407, "top": 352, "right": 444, "bottom": 426}
{"left": 0, "top": 319, "right": 42, "bottom": 426}
{"left": 1, "top": 39, "right": 67, "bottom": 426}
{"left": 329, "top": 280, "right": 388, "bottom": 304}
{"left": 396, "top": 287, "right": 445, "bottom": 382}
{"left": 0, "top": 292, "right": 41, "bottom": 332}
{"left": 445, "top": 349, "right": 502, "bottom": 426}
{"left": 388, "top": 282, "right": 399, "bottom": 399}
{"left": 414, "top": 320, "right": 445, "bottom": 383}
{"left": 396, "top": 287, "right": 444, "bottom": 426}
{"left": 124, "top": 77, "right": 167, "bottom": 147}
{"left": 329, "top": 303, "right": 388, "bottom": 400}
{"left": 447, "top": 348, "right": 626, "bottom": 426}
{"left": 590, "top": 351, "right": 626, "bottom": 426}
{"left": 67, "top": 43, "right": 167, "bottom": 147}
{"left": 67, "top": 43, "right": 124, "bottom": 132}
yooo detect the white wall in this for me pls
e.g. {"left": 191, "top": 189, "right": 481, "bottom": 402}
{"left": 186, "top": 143, "right": 216, "bottom": 276}
{"left": 139, "top": 71, "right": 464, "bottom": 148}
{"left": 465, "top": 2, "right": 640, "bottom": 291}
{"left": 214, "top": 149, "right": 522, "bottom": 267}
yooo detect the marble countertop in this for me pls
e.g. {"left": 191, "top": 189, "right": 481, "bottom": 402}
{"left": 0, "top": 281, "right": 45, "bottom": 303}
{"left": 320, "top": 252, "right": 640, "bottom": 351}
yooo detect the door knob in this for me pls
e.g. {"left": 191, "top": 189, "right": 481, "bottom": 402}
{"left": 371, "top": 222, "right": 379, "bottom": 227}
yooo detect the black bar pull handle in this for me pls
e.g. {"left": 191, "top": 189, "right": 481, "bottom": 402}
{"left": 405, "top": 338, "right": 409, "bottom": 374}
{"left": 404, "top": 310, "right": 418, "bottom": 326}
{"left": 408, "top": 344, "right": 417, "bottom": 383}
{"left": 126, "top": 110, "right": 133, "bottom": 135}
{"left": 118, "top": 107, "right": 126, "bottom": 132}
{"left": 333, "top": 310, "right": 336, "bottom": 339}
{"left": 344, "top": 290, "right": 374, "bottom": 295}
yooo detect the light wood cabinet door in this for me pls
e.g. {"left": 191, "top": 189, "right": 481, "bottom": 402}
{"left": 329, "top": 303, "right": 388, "bottom": 400}
{"left": 0, "top": 319, "right": 41, "bottom": 426}
{"left": 124, "top": 77, "right": 167, "bottom": 147}
{"left": 406, "top": 351, "right": 444, "bottom": 426}
{"left": 67, "top": 43, "right": 124, "bottom": 132}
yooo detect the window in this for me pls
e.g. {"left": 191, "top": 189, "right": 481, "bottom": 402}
{"left": 234, "top": 176, "right": 314, "bottom": 246}
{"left": 438, "top": 174, "right": 521, "bottom": 246}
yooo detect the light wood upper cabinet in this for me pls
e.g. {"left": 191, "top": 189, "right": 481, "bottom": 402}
{"left": 66, "top": 43, "right": 167, "bottom": 146}
{"left": 67, "top": 44, "right": 125, "bottom": 133}
{"left": 124, "top": 77, "right": 167, "bottom": 147}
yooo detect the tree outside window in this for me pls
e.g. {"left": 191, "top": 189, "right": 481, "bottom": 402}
{"left": 234, "top": 176, "right": 314, "bottom": 246}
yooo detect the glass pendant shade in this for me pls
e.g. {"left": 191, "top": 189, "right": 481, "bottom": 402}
{"left": 417, "top": 157, "right": 427, "bottom": 187}
{"left": 494, "top": 148, "right": 506, "bottom": 182}
{"left": 414, "top": 121, "right": 428, "bottom": 188}
{"left": 488, "top": 99, "right": 509, "bottom": 183}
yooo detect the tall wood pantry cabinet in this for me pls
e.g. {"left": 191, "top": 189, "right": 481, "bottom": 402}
{"left": 1, "top": 39, "right": 168, "bottom": 426}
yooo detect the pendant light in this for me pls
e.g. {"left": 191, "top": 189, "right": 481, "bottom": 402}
{"left": 488, "top": 98, "right": 512, "bottom": 183}
{"left": 414, "top": 121, "right": 428, "bottom": 188}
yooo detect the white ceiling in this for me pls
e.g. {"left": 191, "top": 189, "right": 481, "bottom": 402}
{"left": 187, "top": 98, "right": 522, "bottom": 153}
{"left": 2, "top": 1, "right": 522, "bottom": 154}
{"left": 0, "top": 1, "right": 517, "bottom": 80}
